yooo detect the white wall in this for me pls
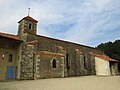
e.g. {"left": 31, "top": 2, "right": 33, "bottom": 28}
{"left": 95, "top": 57, "right": 111, "bottom": 75}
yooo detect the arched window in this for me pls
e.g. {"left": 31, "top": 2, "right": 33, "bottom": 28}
{"left": 52, "top": 59, "right": 57, "bottom": 68}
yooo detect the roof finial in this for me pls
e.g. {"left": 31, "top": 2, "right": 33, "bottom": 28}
{"left": 28, "top": 8, "right": 30, "bottom": 16}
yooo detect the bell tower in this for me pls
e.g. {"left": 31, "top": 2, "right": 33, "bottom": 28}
{"left": 17, "top": 15, "right": 38, "bottom": 40}
{"left": 17, "top": 15, "right": 38, "bottom": 79}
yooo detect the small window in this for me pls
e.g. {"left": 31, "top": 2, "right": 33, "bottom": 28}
{"left": 29, "top": 23, "right": 32, "bottom": 29}
{"left": 66, "top": 54, "right": 70, "bottom": 69}
{"left": 52, "top": 59, "right": 57, "bottom": 68}
{"left": 84, "top": 56, "right": 87, "bottom": 69}
{"left": 9, "top": 54, "right": 13, "bottom": 62}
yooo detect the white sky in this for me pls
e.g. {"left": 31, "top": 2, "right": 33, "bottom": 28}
{"left": 0, "top": 0, "right": 120, "bottom": 46}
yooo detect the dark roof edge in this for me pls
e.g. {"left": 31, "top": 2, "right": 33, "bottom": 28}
{"left": 0, "top": 35, "right": 23, "bottom": 42}
{"left": 0, "top": 32, "right": 22, "bottom": 42}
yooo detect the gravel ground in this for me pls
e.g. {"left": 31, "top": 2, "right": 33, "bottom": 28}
{"left": 0, "top": 76, "right": 120, "bottom": 90}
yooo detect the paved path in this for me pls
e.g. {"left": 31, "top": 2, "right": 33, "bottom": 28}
{"left": 0, "top": 76, "right": 120, "bottom": 90}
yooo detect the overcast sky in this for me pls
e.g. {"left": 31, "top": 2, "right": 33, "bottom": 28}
{"left": 0, "top": 0, "right": 120, "bottom": 47}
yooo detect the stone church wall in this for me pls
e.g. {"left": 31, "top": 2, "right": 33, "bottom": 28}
{"left": 26, "top": 34, "right": 102, "bottom": 77}
{"left": 33, "top": 54, "right": 65, "bottom": 79}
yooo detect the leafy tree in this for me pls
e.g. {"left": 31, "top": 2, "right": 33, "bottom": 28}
{"left": 96, "top": 40, "right": 120, "bottom": 71}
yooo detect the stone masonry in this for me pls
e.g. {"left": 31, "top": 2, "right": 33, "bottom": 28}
{"left": 15, "top": 15, "right": 117, "bottom": 80}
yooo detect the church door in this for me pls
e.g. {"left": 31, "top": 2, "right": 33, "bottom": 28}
{"left": 6, "top": 66, "right": 14, "bottom": 79}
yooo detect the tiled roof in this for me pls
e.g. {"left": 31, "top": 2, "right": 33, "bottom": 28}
{"left": 33, "top": 51, "right": 65, "bottom": 57}
{"left": 0, "top": 32, "right": 22, "bottom": 41}
{"left": 91, "top": 53, "right": 117, "bottom": 62}
{"left": 18, "top": 16, "right": 38, "bottom": 23}
{"left": 27, "top": 40, "right": 38, "bottom": 45}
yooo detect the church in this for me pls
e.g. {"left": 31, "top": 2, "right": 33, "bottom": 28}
{"left": 0, "top": 15, "right": 118, "bottom": 80}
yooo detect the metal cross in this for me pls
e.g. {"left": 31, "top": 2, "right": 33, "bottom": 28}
{"left": 28, "top": 8, "right": 30, "bottom": 16}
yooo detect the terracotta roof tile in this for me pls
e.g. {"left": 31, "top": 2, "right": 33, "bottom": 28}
{"left": 33, "top": 51, "right": 65, "bottom": 57}
{"left": 18, "top": 16, "right": 38, "bottom": 23}
{"left": 0, "top": 32, "right": 22, "bottom": 41}
{"left": 90, "top": 53, "right": 117, "bottom": 62}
